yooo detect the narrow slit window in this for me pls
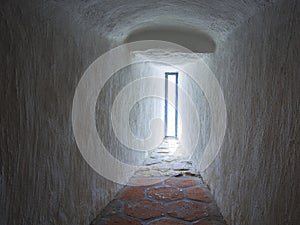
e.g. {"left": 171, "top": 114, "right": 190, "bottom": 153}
{"left": 165, "top": 72, "right": 178, "bottom": 138}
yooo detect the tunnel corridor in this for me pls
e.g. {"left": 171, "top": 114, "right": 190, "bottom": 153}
{"left": 1, "top": 0, "right": 299, "bottom": 225}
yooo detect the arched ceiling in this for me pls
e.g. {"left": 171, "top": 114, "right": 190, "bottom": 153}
{"left": 14, "top": 0, "right": 278, "bottom": 51}
{"left": 125, "top": 26, "right": 216, "bottom": 53}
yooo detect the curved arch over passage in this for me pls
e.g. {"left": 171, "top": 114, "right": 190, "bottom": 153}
{"left": 125, "top": 26, "right": 216, "bottom": 53}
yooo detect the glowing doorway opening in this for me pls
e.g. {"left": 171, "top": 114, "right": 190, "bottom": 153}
{"left": 165, "top": 72, "right": 178, "bottom": 138}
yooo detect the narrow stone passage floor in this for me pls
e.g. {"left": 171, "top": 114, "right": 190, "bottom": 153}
{"left": 91, "top": 139, "right": 227, "bottom": 225}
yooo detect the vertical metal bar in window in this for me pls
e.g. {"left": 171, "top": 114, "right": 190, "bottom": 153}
{"left": 175, "top": 73, "right": 178, "bottom": 138}
{"left": 165, "top": 73, "right": 168, "bottom": 137}
{"left": 165, "top": 72, "right": 178, "bottom": 138}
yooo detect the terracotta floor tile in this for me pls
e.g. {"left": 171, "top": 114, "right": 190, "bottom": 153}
{"left": 147, "top": 186, "right": 184, "bottom": 201}
{"left": 119, "top": 186, "right": 145, "bottom": 201}
{"left": 165, "top": 178, "right": 197, "bottom": 188}
{"left": 166, "top": 200, "right": 208, "bottom": 221}
{"left": 185, "top": 186, "right": 211, "bottom": 202}
{"left": 125, "top": 199, "right": 164, "bottom": 219}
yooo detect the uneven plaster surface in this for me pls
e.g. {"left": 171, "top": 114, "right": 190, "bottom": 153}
{"left": 17, "top": 0, "right": 277, "bottom": 46}
{"left": 0, "top": 4, "right": 121, "bottom": 225}
{"left": 200, "top": 1, "right": 300, "bottom": 224}
{"left": 96, "top": 61, "right": 210, "bottom": 165}
{"left": 0, "top": 4, "right": 211, "bottom": 224}
{"left": 96, "top": 63, "right": 164, "bottom": 165}
{"left": 1, "top": 0, "right": 299, "bottom": 225}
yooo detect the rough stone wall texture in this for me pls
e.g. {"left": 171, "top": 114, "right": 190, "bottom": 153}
{"left": 178, "top": 67, "right": 211, "bottom": 160}
{"left": 0, "top": 4, "right": 125, "bottom": 225}
{"left": 95, "top": 61, "right": 211, "bottom": 165}
{"left": 1, "top": 0, "right": 299, "bottom": 225}
{"left": 201, "top": 1, "right": 300, "bottom": 224}
{"left": 96, "top": 62, "right": 163, "bottom": 165}
{"left": 0, "top": 6, "right": 211, "bottom": 221}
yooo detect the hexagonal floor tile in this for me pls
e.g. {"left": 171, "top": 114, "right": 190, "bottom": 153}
{"left": 185, "top": 186, "right": 211, "bottom": 202}
{"left": 166, "top": 200, "right": 208, "bottom": 221}
{"left": 147, "top": 186, "right": 184, "bottom": 201}
{"left": 125, "top": 199, "right": 164, "bottom": 219}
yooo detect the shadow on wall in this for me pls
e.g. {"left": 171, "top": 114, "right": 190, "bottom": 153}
{"left": 124, "top": 25, "right": 216, "bottom": 53}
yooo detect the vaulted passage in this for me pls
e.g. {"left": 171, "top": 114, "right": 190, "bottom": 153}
{"left": 1, "top": 1, "right": 299, "bottom": 225}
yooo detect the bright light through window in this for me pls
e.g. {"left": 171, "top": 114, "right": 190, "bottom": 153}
{"left": 165, "top": 72, "right": 178, "bottom": 138}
